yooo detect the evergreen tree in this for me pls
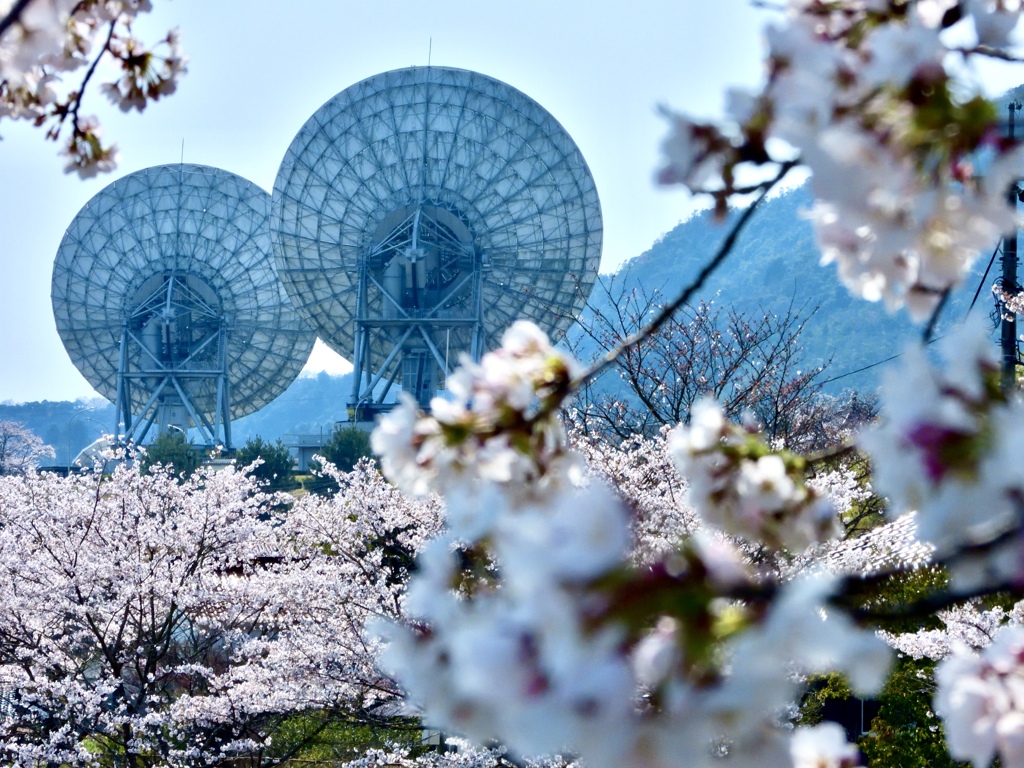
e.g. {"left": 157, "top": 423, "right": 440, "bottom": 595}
{"left": 234, "top": 436, "right": 298, "bottom": 492}
{"left": 308, "top": 425, "right": 375, "bottom": 496}
{"left": 140, "top": 431, "right": 204, "bottom": 480}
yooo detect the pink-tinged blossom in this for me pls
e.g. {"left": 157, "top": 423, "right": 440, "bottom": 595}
{"left": 722, "top": 576, "right": 891, "bottom": 710}
{"left": 0, "top": 0, "right": 77, "bottom": 87}
{"left": 658, "top": 0, "right": 1024, "bottom": 320}
{"left": 801, "top": 511, "right": 935, "bottom": 580}
{"left": 936, "top": 625, "right": 1024, "bottom": 768}
{"left": 1, "top": 0, "right": 187, "bottom": 174}
{"left": 918, "top": 0, "right": 962, "bottom": 26}
{"left": 657, "top": 112, "right": 729, "bottom": 190}
{"left": 667, "top": 398, "right": 840, "bottom": 551}
{"left": 884, "top": 602, "right": 1024, "bottom": 660}
{"left": 860, "top": 318, "right": 1024, "bottom": 554}
{"left": 967, "top": 0, "right": 1023, "bottom": 47}
{"left": 632, "top": 617, "right": 681, "bottom": 689}
{"left": 375, "top": 322, "right": 895, "bottom": 768}
{"left": 0, "top": 458, "right": 438, "bottom": 765}
{"left": 861, "top": 18, "right": 945, "bottom": 89}
{"left": 336, "top": 739, "right": 577, "bottom": 768}
{"left": 373, "top": 321, "right": 582, "bottom": 540}
{"left": 496, "top": 481, "right": 631, "bottom": 584}
{"left": 0, "top": 420, "right": 54, "bottom": 475}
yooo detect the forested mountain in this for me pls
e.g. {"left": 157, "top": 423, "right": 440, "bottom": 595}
{"left": 571, "top": 183, "right": 996, "bottom": 396}
{"left": 229, "top": 371, "right": 354, "bottom": 441}
{"left": 0, "top": 398, "right": 115, "bottom": 466}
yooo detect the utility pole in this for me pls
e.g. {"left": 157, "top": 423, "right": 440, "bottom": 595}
{"left": 1001, "top": 100, "right": 1021, "bottom": 392}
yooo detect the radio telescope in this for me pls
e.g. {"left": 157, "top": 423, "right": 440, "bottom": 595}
{"left": 52, "top": 164, "right": 316, "bottom": 448}
{"left": 272, "top": 66, "right": 602, "bottom": 419}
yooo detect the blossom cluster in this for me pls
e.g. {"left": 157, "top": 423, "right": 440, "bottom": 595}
{"left": 11, "top": 1, "right": 1024, "bottom": 766}
{"left": 859, "top": 319, "right": 1024, "bottom": 558}
{"left": 659, "top": 0, "right": 1024, "bottom": 319}
{"left": 372, "top": 321, "right": 583, "bottom": 540}
{"left": 374, "top": 321, "right": 885, "bottom": 768}
{"left": 336, "top": 739, "right": 577, "bottom": 768}
{"left": 0, "top": 419, "right": 54, "bottom": 474}
{"left": 371, "top": 311, "right": 1024, "bottom": 768}
{"left": 936, "top": 625, "right": 1024, "bottom": 768}
{"left": 885, "top": 601, "right": 1024, "bottom": 660}
{"left": 571, "top": 429, "right": 701, "bottom": 563}
{"left": 0, "top": 0, "right": 186, "bottom": 176}
{"left": 667, "top": 398, "right": 840, "bottom": 551}
{"left": 649, "top": 3, "right": 1024, "bottom": 759}
{"left": 847, "top": 318, "right": 1024, "bottom": 759}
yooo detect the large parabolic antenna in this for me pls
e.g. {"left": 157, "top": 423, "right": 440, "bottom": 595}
{"left": 53, "top": 164, "right": 316, "bottom": 448}
{"left": 272, "top": 66, "right": 602, "bottom": 418}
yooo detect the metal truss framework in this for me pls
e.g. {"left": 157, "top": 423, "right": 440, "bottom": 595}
{"left": 272, "top": 66, "right": 603, "bottom": 416}
{"left": 53, "top": 164, "right": 316, "bottom": 448}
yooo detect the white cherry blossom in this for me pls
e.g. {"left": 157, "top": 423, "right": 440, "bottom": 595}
{"left": 936, "top": 625, "right": 1024, "bottom": 768}
{"left": 790, "top": 723, "right": 861, "bottom": 768}
{"left": 667, "top": 398, "right": 840, "bottom": 551}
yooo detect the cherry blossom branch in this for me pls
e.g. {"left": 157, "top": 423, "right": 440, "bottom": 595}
{"left": 923, "top": 288, "right": 951, "bottom": 343}
{"left": 0, "top": 0, "right": 32, "bottom": 40}
{"left": 65, "top": 21, "right": 116, "bottom": 133}
{"left": 842, "top": 579, "right": 1016, "bottom": 626}
{"left": 831, "top": 522, "right": 1024, "bottom": 626}
{"left": 957, "top": 44, "right": 1024, "bottom": 62}
{"left": 698, "top": 525, "right": 1021, "bottom": 630}
{"left": 2, "top": 3, "right": 187, "bottom": 176}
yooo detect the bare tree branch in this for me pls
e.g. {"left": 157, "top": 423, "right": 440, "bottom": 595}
{"left": 572, "top": 159, "right": 799, "bottom": 393}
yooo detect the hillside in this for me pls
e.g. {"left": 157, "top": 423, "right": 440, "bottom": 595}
{"left": 572, "top": 184, "right": 996, "bottom": 396}
{"left": 0, "top": 372, "right": 354, "bottom": 466}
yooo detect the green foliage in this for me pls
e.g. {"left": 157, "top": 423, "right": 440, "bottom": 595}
{"left": 139, "top": 430, "right": 204, "bottom": 480}
{"left": 267, "top": 712, "right": 423, "bottom": 765}
{"left": 856, "top": 566, "right": 950, "bottom": 636}
{"left": 839, "top": 455, "right": 887, "bottom": 538}
{"left": 858, "top": 656, "right": 965, "bottom": 768}
{"left": 800, "top": 673, "right": 853, "bottom": 728}
{"left": 362, "top": 524, "right": 418, "bottom": 589}
{"left": 801, "top": 564, "right": 957, "bottom": 765}
{"left": 234, "top": 436, "right": 298, "bottom": 492}
{"left": 307, "top": 425, "right": 375, "bottom": 496}
{"left": 323, "top": 425, "right": 374, "bottom": 472}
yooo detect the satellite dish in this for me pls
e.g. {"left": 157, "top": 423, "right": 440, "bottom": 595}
{"left": 272, "top": 66, "right": 602, "bottom": 418}
{"left": 52, "top": 164, "right": 316, "bottom": 448}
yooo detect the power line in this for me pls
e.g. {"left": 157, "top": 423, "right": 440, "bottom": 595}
{"left": 967, "top": 243, "right": 1001, "bottom": 317}
{"left": 819, "top": 352, "right": 906, "bottom": 386}
{"left": 820, "top": 252, "right": 998, "bottom": 387}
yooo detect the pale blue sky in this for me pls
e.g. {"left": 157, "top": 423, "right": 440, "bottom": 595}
{"left": 2, "top": 1, "right": 1020, "bottom": 403}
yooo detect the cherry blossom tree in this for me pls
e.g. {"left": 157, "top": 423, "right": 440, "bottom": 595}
{"left": 335, "top": 738, "right": 576, "bottom": 768}
{"left": 234, "top": 436, "right": 299, "bottom": 493}
{"left": 0, "top": 457, "right": 442, "bottom": 767}
{"left": 0, "top": 419, "right": 54, "bottom": 475}
{"left": 0, "top": 0, "right": 186, "bottom": 176}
